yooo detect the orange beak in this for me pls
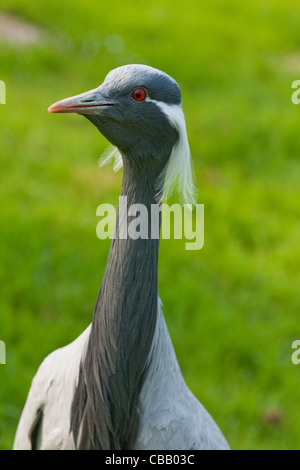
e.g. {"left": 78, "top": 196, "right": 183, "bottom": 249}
{"left": 48, "top": 88, "right": 113, "bottom": 114}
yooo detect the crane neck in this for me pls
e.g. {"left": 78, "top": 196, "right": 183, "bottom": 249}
{"left": 71, "top": 161, "right": 162, "bottom": 450}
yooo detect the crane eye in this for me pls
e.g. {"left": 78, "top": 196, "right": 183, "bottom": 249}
{"left": 132, "top": 88, "right": 147, "bottom": 101}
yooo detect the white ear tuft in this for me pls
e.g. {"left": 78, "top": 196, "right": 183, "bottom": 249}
{"left": 98, "top": 145, "right": 123, "bottom": 172}
{"left": 155, "top": 103, "right": 197, "bottom": 206}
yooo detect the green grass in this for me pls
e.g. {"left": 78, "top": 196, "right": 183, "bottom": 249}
{"left": 1, "top": 0, "right": 300, "bottom": 450}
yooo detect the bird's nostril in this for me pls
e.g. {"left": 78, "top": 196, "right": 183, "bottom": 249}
{"left": 81, "top": 99, "right": 95, "bottom": 103}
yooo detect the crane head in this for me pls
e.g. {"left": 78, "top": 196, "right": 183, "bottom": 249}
{"left": 48, "top": 64, "right": 196, "bottom": 205}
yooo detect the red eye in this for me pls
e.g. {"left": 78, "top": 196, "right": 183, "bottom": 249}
{"left": 132, "top": 88, "right": 147, "bottom": 101}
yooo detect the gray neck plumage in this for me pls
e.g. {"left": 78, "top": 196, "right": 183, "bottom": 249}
{"left": 70, "top": 160, "right": 163, "bottom": 450}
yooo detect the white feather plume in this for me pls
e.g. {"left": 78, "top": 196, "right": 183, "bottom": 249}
{"left": 98, "top": 145, "right": 123, "bottom": 172}
{"left": 155, "top": 102, "right": 197, "bottom": 206}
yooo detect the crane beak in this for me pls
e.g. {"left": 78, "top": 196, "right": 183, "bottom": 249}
{"left": 48, "top": 88, "right": 113, "bottom": 114}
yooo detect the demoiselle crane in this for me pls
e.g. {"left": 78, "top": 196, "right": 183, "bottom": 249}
{"left": 13, "top": 64, "right": 229, "bottom": 450}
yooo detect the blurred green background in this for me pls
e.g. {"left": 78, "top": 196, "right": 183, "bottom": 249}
{"left": 0, "top": 0, "right": 300, "bottom": 450}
